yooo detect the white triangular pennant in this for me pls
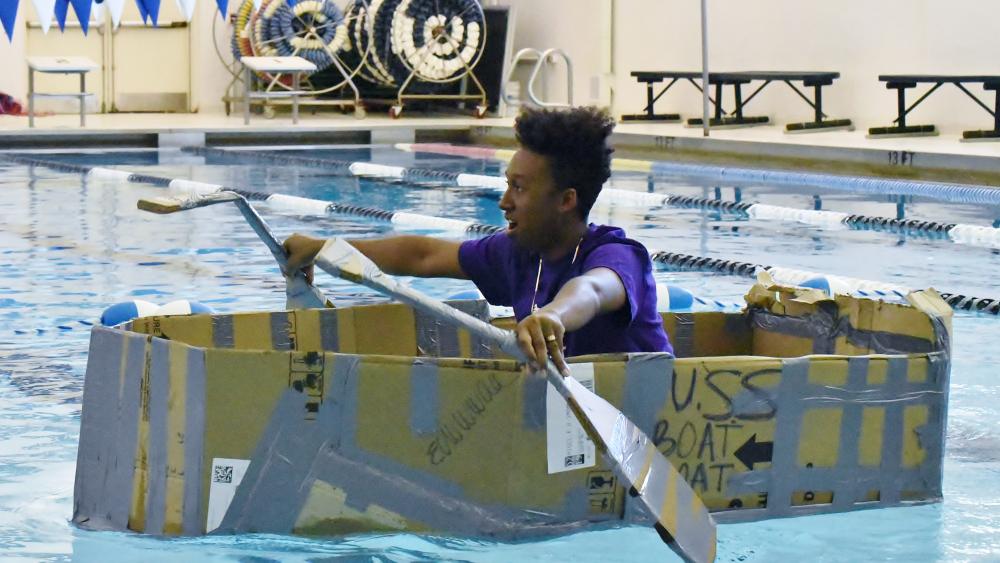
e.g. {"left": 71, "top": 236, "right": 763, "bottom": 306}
{"left": 174, "top": 0, "right": 196, "bottom": 22}
{"left": 31, "top": 0, "right": 57, "bottom": 34}
{"left": 253, "top": 0, "right": 262, "bottom": 12}
{"left": 104, "top": 0, "right": 125, "bottom": 28}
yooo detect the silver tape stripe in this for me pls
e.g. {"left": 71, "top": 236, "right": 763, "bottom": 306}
{"left": 767, "top": 357, "right": 810, "bottom": 517}
{"left": 879, "top": 357, "right": 907, "bottom": 504}
{"left": 413, "top": 308, "right": 446, "bottom": 357}
{"left": 144, "top": 338, "right": 171, "bottom": 534}
{"left": 409, "top": 360, "right": 439, "bottom": 436}
{"left": 220, "top": 354, "right": 351, "bottom": 533}
{"left": 922, "top": 354, "right": 949, "bottom": 497}
{"left": 108, "top": 334, "right": 147, "bottom": 528}
{"left": 448, "top": 300, "right": 494, "bottom": 358}
{"left": 622, "top": 354, "right": 673, "bottom": 436}
{"left": 270, "top": 312, "right": 293, "bottom": 351}
{"left": 672, "top": 313, "right": 695, "bottom": 358}
{"left": 217, "top": 389, "right": 315, "bottom": 533}
{"left": 318, "top": 309, "right": 339, "bottom": 351}
{"left": 211, "top": 315, "right": 234, "bottom": 349}
{"left": 832, "top": 357, "right": 868, "bottom": 509}
{"left": 521, "top": 372, "right": 547, "bottom": 430}
{"left": 72, "top": 327, "right": 124, "bottom": 528}
{"left": 181, "top": 348, "right": 206, "bottom": 535}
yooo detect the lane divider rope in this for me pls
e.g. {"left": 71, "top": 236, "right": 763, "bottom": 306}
{"left": 189, "top": 145, "right": 1000, "bottom": 248}
{"left": 397, "top": 142, "right": 1000, "bottom": 206}
{"left": 4, "top": 154, "right": 997, "bottom": 316}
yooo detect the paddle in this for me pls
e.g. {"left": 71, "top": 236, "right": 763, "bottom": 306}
{"left": 137, "top": 192, "right": 331, "bottom": 310}
{"left": 313, "top": 237, "right": 717, "bottom": 563}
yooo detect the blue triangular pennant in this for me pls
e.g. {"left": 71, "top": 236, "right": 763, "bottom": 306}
{"left": 54, "top": 0, "right": 69, "bottom": 31}
{"left": 68, "top": 0, "right": 91, "bottom": 34}
{"left": 134, "top": 0, "right": 148, "bottom": 24}
{"left": 0, "top": 0, "right": 19, "bottom": 42}
{"left": 215, "top": 0, "right": 229, "bottom": 18}
{"left": 137, "top": 0, "right": 160, "bottom": 26}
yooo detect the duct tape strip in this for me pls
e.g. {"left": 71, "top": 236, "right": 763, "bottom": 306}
{"left": 182, "top": 347, "right": 207, "bottom": 535}
{"left": 719, "top": 353, "right": 944, "bottom": 521}
{"left": 269, "top": 312, "right": 294, "bottom": 350}
{"left": 6, "top": 154, "right": 998, "bottom": 315}
{"left": 318, "top": 309, "right": 340, "bottom": 351}
{"left": 73, "top": 331, "right": 149, "bottom": 531}
{"left": 409, "top": 360, "right": 439, "bottom": 435}
{"left": 217, "top": 388, "right": 316, "bottom": 533}
{"left": 831, "top": 357, "right": 867, "bottom": 510}
{"left": 144, "top": 337, "right": 171, "bottom": 535}
{"left": 622, "top": 354, "right": 673, "bottom": 437}
{"left": 671, "top": 313, "right": 695, "bottom": 358}
{"left": 212, "top": 315, "right": 234, "bottom": 349}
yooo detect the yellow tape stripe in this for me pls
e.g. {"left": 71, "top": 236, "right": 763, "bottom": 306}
{"left": 163, "top": 344, "right": 187, "bottom": 535}
{"left": 128, "top": 338, "right": 151, "bottom": 532}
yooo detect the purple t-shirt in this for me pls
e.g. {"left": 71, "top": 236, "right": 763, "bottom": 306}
{"left": 458, "top": 224, "right": 672, "bottom": 357}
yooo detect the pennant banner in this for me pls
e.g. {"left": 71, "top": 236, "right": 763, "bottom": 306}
{"left": 175, "top": 0, "right": 196, "bottom": 22}
{"left": 216, "top": 0, "right": 229, "bottom": 19}
{"left": 31, "top": 0, "right": 57, "bottom": 34}
{"left": 69, "top": 0, "right": 93, "bottom": 34}
{"left": 54, "top": 0, "right": 69, "bottom": 32}
{"left": 105, "top": 0, "right": 125, "bottom": 28}
{"left": 0, "top": 0, "right": 18, "bottom": 41}
{"left": 137, "top": 0, "right": 162, "bottom": 26}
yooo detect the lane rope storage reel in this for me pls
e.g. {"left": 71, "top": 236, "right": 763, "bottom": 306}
{"left": 222, "top": 0, "right": 370, "bottom": 118}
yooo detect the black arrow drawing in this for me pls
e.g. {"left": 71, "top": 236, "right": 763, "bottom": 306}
{"left": 735, "top": 434, "right": 773, "bottom": 469}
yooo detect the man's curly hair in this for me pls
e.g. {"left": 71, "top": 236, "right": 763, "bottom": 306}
{"left": 514, "top": 106, "right": 615, "bottom": 220}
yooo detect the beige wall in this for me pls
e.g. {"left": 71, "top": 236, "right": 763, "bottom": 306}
{"left": 505, "top": 0, "right": 1000, "bottom": 132}
{"left": 4, "top": 0, "right": 1000, "bottom": 129}
{"left": 0, "top": 6, "right": 27, "bottom": 99}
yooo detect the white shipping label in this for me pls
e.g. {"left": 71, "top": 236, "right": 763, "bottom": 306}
{"left": 546, "top": 363, "right": 597, "bottom": 474}
{"left": 206, "top": 458, "right": 251, "bottom": 532}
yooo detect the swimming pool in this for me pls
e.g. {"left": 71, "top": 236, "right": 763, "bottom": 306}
{"left": 0, "top": 145, "right": 998, "bottom": 561}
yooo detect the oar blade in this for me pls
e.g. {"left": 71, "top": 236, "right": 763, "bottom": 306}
{"left": 137, "top": 192, "right": 239, "bottom": 214}
{"left": 562, "top": 375, "right": 717, "bottom": 563}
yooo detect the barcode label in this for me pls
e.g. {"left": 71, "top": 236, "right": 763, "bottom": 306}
{"left": 206, "top": 458, "right": 250, "bottom": 532}
{"left": 546, "top": 363, "right": 597, "bottom": 474}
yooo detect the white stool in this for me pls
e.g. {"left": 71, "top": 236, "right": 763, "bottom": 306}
{"left": 27, "top": 56, "right": 98, "bottom": 128}
{"left": 240, "top": 56, "right": 317, "bottom": 125}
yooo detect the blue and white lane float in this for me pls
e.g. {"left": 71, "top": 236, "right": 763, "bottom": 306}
{"left": 4, "top": 154, "right": 999, "bottom": 315}
{"left": 183, "top": 146, "right": 1000, "bottom": 250}
{"left": 397, "top": 142, "right": 1000, "bottom": 207}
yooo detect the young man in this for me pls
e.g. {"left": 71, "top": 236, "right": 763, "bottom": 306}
{"left": 284, "top": 106, "right": 672, "bottom": 374}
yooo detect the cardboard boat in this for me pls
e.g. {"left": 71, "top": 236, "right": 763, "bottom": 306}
{"left": 72, "top": 278, "right": 952, "bottom": 538}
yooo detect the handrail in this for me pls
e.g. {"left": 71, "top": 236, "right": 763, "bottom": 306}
{"left": 501, "top": 47, "right": 574, "bottom": 108}
{"left": 527, "top": 48, "right": 573, "bottom": 108}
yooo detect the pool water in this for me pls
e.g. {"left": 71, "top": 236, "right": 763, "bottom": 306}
{"left": 0, "top": 146, "right": 998, "bottom": 562}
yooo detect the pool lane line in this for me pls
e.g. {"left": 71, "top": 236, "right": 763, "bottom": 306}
{"left": 179, "top": 146, "right": 1000, "bottom": 249}
{"left": 397, "top": 142, "right": 1000, "bottom": 207}
{"left": 5, "top": 153, "right": 998, "bottom": 316}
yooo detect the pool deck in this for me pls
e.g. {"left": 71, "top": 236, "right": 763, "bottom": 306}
{"left": 2, "top": 111, "right": 1000, "bottom": 184}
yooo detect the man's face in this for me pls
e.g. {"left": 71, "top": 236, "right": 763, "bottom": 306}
{"left": 500, "top": 148, "right": 565, "bottom": 251}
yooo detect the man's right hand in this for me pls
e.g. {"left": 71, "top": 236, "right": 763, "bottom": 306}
{"left": 283, "top": 233, "right": 327, "bottom": 284}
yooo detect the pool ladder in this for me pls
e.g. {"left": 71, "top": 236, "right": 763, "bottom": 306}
{"left": 502, "top": 48, "right": 574, "bottom": 109}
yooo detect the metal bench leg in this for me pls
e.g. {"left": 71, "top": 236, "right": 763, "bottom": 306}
{"left": 814, "top": 84, "right": 823, "bottom": 124}
{"left": 713, "top": 82, "right": 724, "bottom": 120}
{"left": 895, "top": 86, "right": 907, "bottom": 128}
{"left": 645, "top": 82, "right": 655, "bottom": 117}
{"left": 733, "top": 83, "right": 744, "bottom": 120}
{"left": 28, "top": 69, "right": 34, "bottom": 128}
{"left": 79, "top": 72, "right": 86, "bottom": 127}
